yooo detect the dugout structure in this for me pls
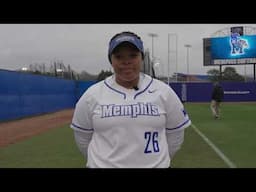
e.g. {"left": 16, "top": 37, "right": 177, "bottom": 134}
{"left": 203, "top": 26, "right": 256, "bottom": 81}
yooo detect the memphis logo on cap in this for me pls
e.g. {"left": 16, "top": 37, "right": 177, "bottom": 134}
{"left": 109, "top": 34, "right": 144, "bottom": 55}
{"left": 116, "top": 36, "right": 136, "bottom": 43}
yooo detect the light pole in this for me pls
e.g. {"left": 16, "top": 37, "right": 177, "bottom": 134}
{"left": 168, "top": 33, "right": 178, "bottom": 84}
{"left": 184, "top": 44, "right": 192, "bottom": 82}
{"left": 244, "top": 65, "right": 247, "bottom": 82}
{"left": 148, "top": 33, "right": 158, "bottom": 78}
{"left": 148, "top": 33, "right": 158, "bottom": 59}
{"left": 168, "top": 34, "right": 170, "bottom": 84}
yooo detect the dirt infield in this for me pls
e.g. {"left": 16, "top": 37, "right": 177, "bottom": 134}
{"left": 0, "top": 109, "right": 74, "bottom": 148}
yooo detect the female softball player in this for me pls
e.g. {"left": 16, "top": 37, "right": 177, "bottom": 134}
{"left": 70, "top": 31, "right": 191, "bottom": 168}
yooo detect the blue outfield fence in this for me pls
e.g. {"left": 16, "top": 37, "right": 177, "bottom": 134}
{"left": 75, "top": 80, "right": 97, "bottom": 102}
{"left": 75, "top": 81, "right": 256, "bottom": 103}
{"left": 1, "top": 69, "right": 256, "bottom": 121}
{"left": 171, "top": 81, "right": 256, "bottom": 102}
{"left": 0, "top": 70, "right": 76, "bottom": 121}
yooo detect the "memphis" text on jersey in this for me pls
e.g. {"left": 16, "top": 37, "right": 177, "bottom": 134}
{"left": 101, "top": 102, "right": 160, "bottom": 118}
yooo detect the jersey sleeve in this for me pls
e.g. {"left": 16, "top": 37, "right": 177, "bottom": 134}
{"left": 70, "top": 91, "right": 94, "bottom": 133}
{"left": 166, "top": 128, "right": 184, "bottom": 159}
{"left": 164, "top": 86, "right": 191, "bottom": 134}
{"left": 74, "top": 130, "right": 93, "bottom": 159}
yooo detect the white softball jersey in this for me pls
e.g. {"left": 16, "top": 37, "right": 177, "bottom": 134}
{"left": 70, "top": 73, "right": 191, "bottom": 168}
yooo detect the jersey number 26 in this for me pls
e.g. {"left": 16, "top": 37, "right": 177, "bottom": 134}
{"left": 144, "top": 131, "right": 159, "bottom": 153}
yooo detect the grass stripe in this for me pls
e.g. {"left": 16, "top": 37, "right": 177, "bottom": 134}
{"left": 191, "top": 124, "right": 237, "bottom": 168}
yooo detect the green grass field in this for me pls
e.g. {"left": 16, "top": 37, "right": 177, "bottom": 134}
{"left": 172, "top": 102, "right": 256, "bottom": 168}
{"left": 0, "top": 125, "right": 85, "bottom": 168}
{"left": 1, "top": 102, "right": 256, "bottom": 168}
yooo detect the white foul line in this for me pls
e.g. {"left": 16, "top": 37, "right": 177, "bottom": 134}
{"left": 191, "top": 124, "right": 237, "bottom": 168}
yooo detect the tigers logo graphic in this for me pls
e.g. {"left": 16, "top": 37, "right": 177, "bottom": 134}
{"left": 230, "top": 32, "right": 248, "bottom": 55}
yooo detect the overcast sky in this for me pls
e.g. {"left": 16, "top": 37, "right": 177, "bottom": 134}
{"left": 1, "top": 23, "right": 256, "bottom": 76}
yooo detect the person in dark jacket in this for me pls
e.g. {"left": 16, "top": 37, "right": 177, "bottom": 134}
{"left": 210, "top": 82, "right": 224, "bottom": 119}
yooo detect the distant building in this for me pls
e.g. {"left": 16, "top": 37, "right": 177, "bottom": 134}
{"left": 176, "top": 73, "right": 210, "bottom": 82}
